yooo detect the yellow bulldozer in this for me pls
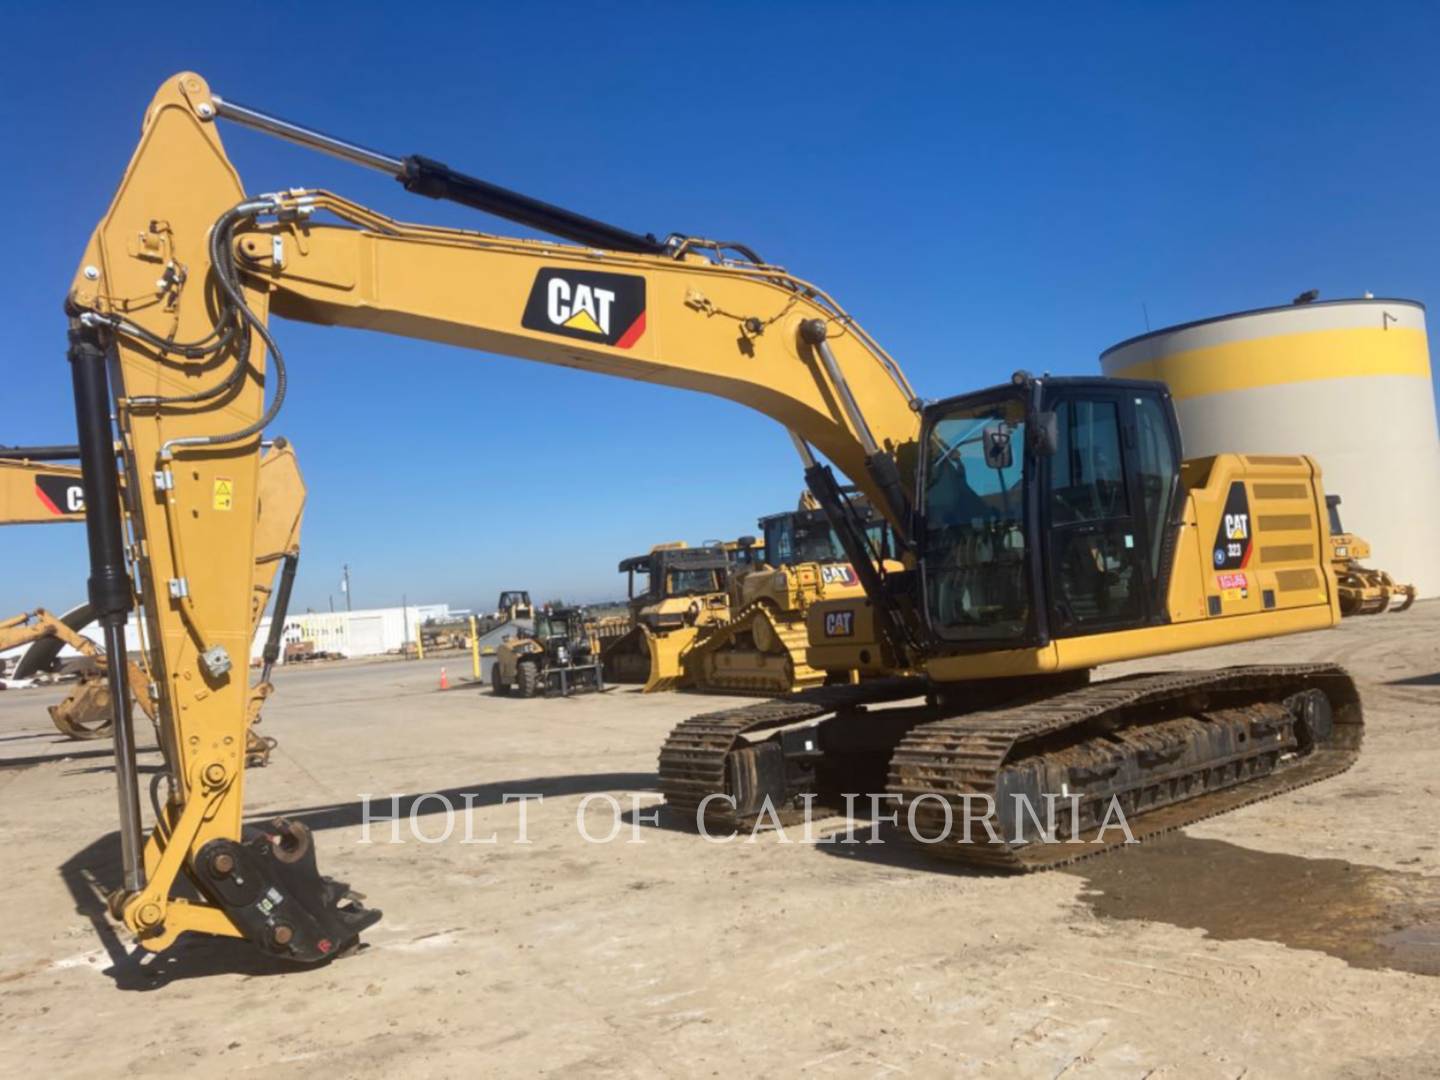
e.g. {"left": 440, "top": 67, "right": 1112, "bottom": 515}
{"left": 50, "top": 73, "right": 1362, "bottom": 964}
{"left": 1325, "top": 495, "right": 1415, "bottom": 615}
{"left": 600, "top": 543, "right": 731, "bottom": 692}
{"left": 686, "top": 490, "right": 895, "bottom": 695}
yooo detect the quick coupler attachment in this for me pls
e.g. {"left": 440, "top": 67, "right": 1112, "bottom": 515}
{"left": 196, "top": 818, "right": 381, "bottom": 962}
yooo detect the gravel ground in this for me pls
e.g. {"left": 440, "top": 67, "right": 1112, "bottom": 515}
{"left": 0, "top": 607, "right": 1437, "bottom": 1078}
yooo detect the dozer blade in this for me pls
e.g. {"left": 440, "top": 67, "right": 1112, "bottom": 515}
{"left": 641, "top": 626, "right": 699, "bottom": 693}
{"left": 602, "top": 625, "right": 698, "bottom": 693}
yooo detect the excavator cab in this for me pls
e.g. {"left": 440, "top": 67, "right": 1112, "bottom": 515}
{"left": 918, "top": 376, "right": 1182, "bottom": 650}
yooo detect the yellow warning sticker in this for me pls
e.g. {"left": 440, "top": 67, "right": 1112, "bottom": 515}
{"left": 213, "top": 477, "right": 234, "bottom": 511}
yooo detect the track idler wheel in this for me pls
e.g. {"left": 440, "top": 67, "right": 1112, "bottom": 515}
{"left": 1287, "top": 687, "right": 1333, "bottom": 752}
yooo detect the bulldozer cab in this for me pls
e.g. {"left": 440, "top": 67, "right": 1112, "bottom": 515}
{"left": 723, "top": 536, "right": 767, "bottom": 569}
{"left": 761, "top": 491, "right": 891, "bottom": 569}
{"left": 918, "top": 376, "right": 1183, "bottom": 649}
{"left": 497, "top": 590, "right": 534, "bottom": 620}
{"left": 618, "top": 546, "right": 729, "bottom": 603}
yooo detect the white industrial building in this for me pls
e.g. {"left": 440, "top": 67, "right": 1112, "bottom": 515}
{"left": 1, "top": 603, "right": 451, "bottom": 672}
{"left": 259, "top": 603, "right": 451, "bottom": 661}
{"left": 1101, "top": 297, "right": 1440, "bottom": 597}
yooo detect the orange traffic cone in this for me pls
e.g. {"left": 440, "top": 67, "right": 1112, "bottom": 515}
{"left": 439, "top": 667, "right": 449, "bottom": 690}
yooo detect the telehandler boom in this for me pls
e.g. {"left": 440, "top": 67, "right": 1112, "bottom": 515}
{"left": 63, "top": 73, "right": 1359, "bottom": 963}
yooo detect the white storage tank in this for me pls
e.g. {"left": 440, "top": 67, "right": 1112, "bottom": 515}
{"left": 1101, "top": 297, "right": 1440, "bottom": 597}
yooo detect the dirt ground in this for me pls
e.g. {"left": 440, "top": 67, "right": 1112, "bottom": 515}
{"left": 0, "top": 606, "right": 1437, "bottom": 1078}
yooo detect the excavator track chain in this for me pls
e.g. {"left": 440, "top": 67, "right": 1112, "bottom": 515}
{"left": 889, "top": 663, "right": 1362, "bottom": 872}
{"left": 658, "top": 676, "right": 929, "bottom": 825}
{"left": 659, "top": 664, "right": 1361, "bottom": 871}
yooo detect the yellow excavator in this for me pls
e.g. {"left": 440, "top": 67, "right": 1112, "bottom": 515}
{"left": 59, "top": 73, "right": 1358, "bottom": 963}
{"left": 0, "top": 605, "right": 160, "bottom": 738}
{"left": 600, "top": 542, "right": 732, "bottom": 691}
{"left": 687, "top": 490, "right": 895, "bottom": 695}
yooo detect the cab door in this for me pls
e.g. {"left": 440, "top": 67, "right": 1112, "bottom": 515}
{"left": 1042, "top": 390, "right": 1155, "bottom": 636}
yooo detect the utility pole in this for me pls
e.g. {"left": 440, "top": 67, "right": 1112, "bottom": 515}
{"left": 342, "top": 564, "right": 353, "bottom": 612}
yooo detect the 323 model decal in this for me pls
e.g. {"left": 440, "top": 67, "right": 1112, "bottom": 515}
{"left": 522, "top": 268, "right": 647, "bottom": 349}
{"left": 1211, "top": 481, "right": 1252, "bottom": 571}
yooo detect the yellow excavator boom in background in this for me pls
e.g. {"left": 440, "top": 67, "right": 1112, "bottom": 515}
{"left": 0, "top": 456, "right": 150, "bottom": 739}
{"left": 58, "top": 73, "right": 1359, "bottom": 964}
{"left": 0, "top": 454, "right": 87, "bottom": 523}
{"left": 0, "top": 446, "right": 306, "bottom": 760}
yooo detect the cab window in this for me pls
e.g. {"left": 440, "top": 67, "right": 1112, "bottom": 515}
{"left": 921, "top": 397, "right": 1030, "bottom": 642}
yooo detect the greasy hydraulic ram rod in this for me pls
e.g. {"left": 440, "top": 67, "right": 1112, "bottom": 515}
{"left": 210, "top": 93, "right": 669, "bottom": 255}
{"left": 66, "top": 324, "right": 144, "bottom": 894}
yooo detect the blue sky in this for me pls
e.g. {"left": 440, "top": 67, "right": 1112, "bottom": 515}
{"left": 3, "top": 2, "right": 1438, "bottom": 616}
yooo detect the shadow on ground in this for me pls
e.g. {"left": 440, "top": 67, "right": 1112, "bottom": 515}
{"left": 1388, "top": 671, "right": 1440, "bottom": 687}
{"left": 60, "top": 770, "right": 656, "bottom": 989}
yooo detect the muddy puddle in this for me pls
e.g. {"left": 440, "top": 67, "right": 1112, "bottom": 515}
{"left": 1068, "top": 834, "right": 1440, "bottom": 976}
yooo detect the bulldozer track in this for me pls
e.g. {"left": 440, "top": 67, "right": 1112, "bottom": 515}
{"left": 658, "top": 664, "right": 1362, "bottom": 871}
{"left": 685, "top": 600, "right": 824, "bottom": 697}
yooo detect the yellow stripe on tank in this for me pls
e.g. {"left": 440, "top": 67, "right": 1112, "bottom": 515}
{"left": 1107, "top": 326, "right": 1430, "bottom": 399}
